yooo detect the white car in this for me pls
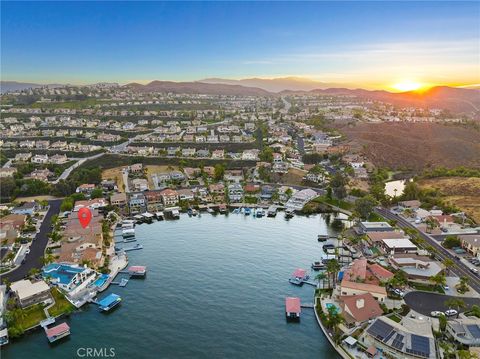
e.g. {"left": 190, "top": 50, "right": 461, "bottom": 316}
{"left": 394, "top": 288, "right": 405, "bottom": 297}
{"left": 25, "top": 249, "right": 31, "bottom": 255}
{"left": 430, "top": 311, "right": 444, "bottom": 317}
{"left": 445, "top": 309, "right": 458, "bottom": 316}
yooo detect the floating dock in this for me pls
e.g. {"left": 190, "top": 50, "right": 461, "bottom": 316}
{"left": 111, "top": 278, "right": 129, "bottom": 287}
{"left": 122, "top": 244, "right": 143, "bottom": 252}
{"left": 45, "top": 322, "right": 70, "bottom": 343}
{"left": 267, "top": 205, "right": 277, "bottom": 217}
{"left": 155, "top": 212, "right": 165, "bottom": 220}
{"left": 128, "top": 265, "right": 147, "bottom": 277}
{"left": 289, "top": 268, "right": 310, "bottom": 286}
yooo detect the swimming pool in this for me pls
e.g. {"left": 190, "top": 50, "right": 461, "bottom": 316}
{"left": 93, "top": 274, "right": 109, "bottom": 287}
{"left": 325, "top": 303, "right": 339, "bottom": 313}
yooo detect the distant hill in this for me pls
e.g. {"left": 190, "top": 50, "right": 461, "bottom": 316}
{"left": 125, "top": 80, "right": 270, "bottom": 96}
{"left": 0, "top": 81, "right": 63, "bottom": 93}
{"left": 309, "top": 86, "right": 480, "bottom": 114}
{"left": 199, "top": 77, "right": 341, "bottom": 92}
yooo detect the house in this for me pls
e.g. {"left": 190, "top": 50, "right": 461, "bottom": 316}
{"left": 49, "top": 154, "right": 68, "bottom": 164}
{"left": 224, "top": 169, "right": 243, "bottom": 182}
{"left": 101, "top": 179, "right": 117, "bottom": 192}
{"left": 129, "top": 163, "right": 143, "bottom": 173}
{"left": 177, "top": 189, "right": 194, "bottom": 201}
{"left": 339, "top": 281, "right": 387, "bottom": 302}
{"left": 366, "top": 231, "right": 409, "bottom": 245}
{"left": 170, "top": 171, "right": 185, "bottom": 182}
{"left": 339, "top": 293, "right": 383, "bottom": 326}
{"left": 0, "top": 214, "right": 26, "bottom": 243}
{"left": 228, "top": 183, "right": 244, "bottom": 202}
{"left": 446, "top": 317, "right": 480, "bottom": 347}
{"left": 31, "top": 154, "right": 49, "bottom": 164}
{"left": 128, "top": 193, "right": 146, "bottom": 214}
{"left": 182, "top": 148, "right": 196, "bottom": 157}
{"left": 11, "top": 201, "right": 37, "bottom": 215}
{"left": 28, "top": 169, "right": 53, "bottom": 182}
{"left": 42, "top": 263, "right": 96, "bottom": 292}
{"left": 380, "top": 238, "right": 417, "bottom": 254}
{"left": 10, "top": 279, "right": 51, "bottom": 308}
{"left": 389, "top": 254, "right": 444, "bottom": 282}
{"left": 196, "top": 149, "right": 210, "bottom": 158}
{"left": 14, "top": 152, "right": 32, "bottom": 162}
{"left": 0, "top": 168, "right": 17, "bottom": 178}
{"left": 212, "top": 149, "right": 225, "bottom": 159}
{"left": 358, "top": 222, "right": 393, "bottom": 234}
{"left": 285, "top": 189, "right": 317, "bottom": 210}
{"left": 260, "top": 185, "right": 275, "bottom": 200}
{"left": 160, "top": 189, "right": 179, "bottom": 207}
{"left": 131, "top": 178, "right": 149, "bottom": 191}
{"left": 73, "top": 198, "right": 108, "bottom": 212}
{"left": 241, "top": 149, "right": 259, "bottom": 161}
{"left": 208, "top": 183, "right": 225, "bottom": 196}
{"left": 110, "top": 192, "right": 127, "bottom": 207}
{"left": 398, "top": 200, "right": 421, "bottom": 210}
{"left": 183, "top": 167, "right": 201, "bottom": 179}
{"left": 76, "top": 184, "right": 96, "bottom": 195}
{"left": 144, "top": 191, "right": 163, "bottom": 212}
{"left": 459, "top": 234, "right": 480, "bottom": 257}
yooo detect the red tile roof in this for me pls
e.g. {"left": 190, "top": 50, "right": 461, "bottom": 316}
{"left": 285, "top": 297, "right": 301, "bottom": 314}
{"left": 292, "top": 268, "right": 307, "bottom": 278}
{"left": 340, "top": 293, "right": 383, "bottom": 323}
{"left": 46, "top": 322, "right": 70, "bottom": 337}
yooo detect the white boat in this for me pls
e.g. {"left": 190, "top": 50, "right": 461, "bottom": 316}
{"left": 171, "top": 209, "right": 180, "bottom": 219}
{"left": 155, "top": 212, "right": 165, "bottom": 220}
{"left": 206, "top": 207, "right": 214, "bottom": 214}
{"left": 122, "top": 219, "right": 135, "bottom": 227}
{"left": 285, "top": 208, "right": 295, "bottom": 218}
{"left": 122, "top": 228, "right": 135, "bottom": 237}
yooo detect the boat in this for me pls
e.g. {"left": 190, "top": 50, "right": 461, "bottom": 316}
{"left": 206, "top": 207, "right": 214, "bottom": 214}
{"left": 141, "top": 212, "right": 154, "bottom": 223}
{"left": 133, "top": 214, "right": 144, "bottom": 224}
{"left": 187, "top": 208, "right": 193, "bottom": 216}
{"left": 233, "top": 208, "right": 240, "bottom": 214}
{"left": 244, "top": 207, "right": 251, "bottom": 216}
{"left": 317, "top": 235, "right": 329, "bottom": 242}
{"left": 311, "top": 261, "right": 326, "bottom": 270}
{"left": 97, "top": 293, "right": 122, "bottom": 312}
{"left": 219, "top": 204, "right": 227, "bottom": 214}
{"left": 0, "top": 328, "right": 8, "bottom": 346}
{"left": 122, "top": 228, "right": 135, "bottom": 237}
{"left": 191, "top": 209, "right": 198, "bottom": 216}
{"left": 285, "top": 208, "right": 295, "bottom": 219}
{"left": 155, "top": 212, "right": 165, "bottom": 220}
{"left": 267, "top": 205, "right": 277, "bottom": 217}
{"left": 256, "top": 209, "right": 265, "bottom": 218}
{"left": 122, "top": 219, "right": 135, "bottom": 227}
{"left": 171, "top": 209, "right": 180, "bottom": 219}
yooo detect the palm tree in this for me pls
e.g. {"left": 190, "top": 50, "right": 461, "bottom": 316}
{"left": 326, "top": 259, "right": 341, "bottom": 287}
{"left": 443, "top": 258, "right": 455, "bottom": 274}
{"left": 315, "top": 272, "right": 327, "bottom": 288}
{"left": 444, "top": 298, "right": 466, "bottom": 318}
{"left": 28, "top": 268, "right": 40, "bottom": 279}
{"left": 431, "top": 273, "right": 446, "bottom": 289}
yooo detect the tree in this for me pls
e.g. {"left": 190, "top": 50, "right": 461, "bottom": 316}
{"left": 444, "top": 298, "right": 466, "bottom": 318}
{"left": 60, "top": 197, "right": 74, "bottom": 212}
{"left": 430, "top": 273, "right": 446, "bottom": 288}
{"left": 259, "top": 147, "right": 274, "bottom": 162}
{"left": 443, "top": 258, "right": 455, "bottom": 274}
{"left": 214, "top": 164, "right": 225, "bottom": 181}
{"left": 90, "top": 188, "right": 103, "bottom": 199}
{"left": 326, "top": 259, "right": 341, "bottom": 286}
{"left": 442, "top": 235, "right": 460, "bottom": 249}
{"left": 315, "top": 272, "right": 327, "bottom": 288}
{"left": 456, "top": 276, "right": 470, "bottom": 294}
{"left": 354, "top": 195, "right": 377, "bottom": 220}
{"left": 330, "top": 173, "right": 347, "bottom": 199}
{"left": 28, "top": 268, "right": 40, "bottom": 278}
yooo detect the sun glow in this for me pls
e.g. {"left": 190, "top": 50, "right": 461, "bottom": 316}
{"left": 391, "top": 80, "right": 423, "bottom": 92}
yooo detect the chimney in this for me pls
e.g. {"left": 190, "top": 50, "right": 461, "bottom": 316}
{"left": 356, "top": 298, "right": 365, "bottom": 309}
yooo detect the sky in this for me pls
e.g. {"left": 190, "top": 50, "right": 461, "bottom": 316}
{"left": 1, "top": 1, "right": 479, "bottom": 90}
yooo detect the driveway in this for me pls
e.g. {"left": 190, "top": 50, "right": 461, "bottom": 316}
{"left": 2, "top": 199, "right": 62, "bottom": 282}
{"left": 404, "top": 291, "right": 480, "bottom": 315}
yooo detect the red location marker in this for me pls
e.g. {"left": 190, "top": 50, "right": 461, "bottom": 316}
{"left": 78, "top": 207, "right": 92, "bottom": 229}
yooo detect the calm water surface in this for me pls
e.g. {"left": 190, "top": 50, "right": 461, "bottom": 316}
{"left": 2, "top": 213, "right": 342, "bottom": 359}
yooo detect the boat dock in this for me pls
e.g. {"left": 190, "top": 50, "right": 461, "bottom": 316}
{"left": 94, "top": 293, "right": 122, "bottom": 312}
{"left": 301, "top": 303, "right": 315, "bottom": 309}
{"left": 285, "top": 297, "right": 301, "bottom": 320}
{"left": 122, "top": 244, "right": 143, "bottom": 252}
{"left": 267, "top": 205, "right": 277, "bottom": 217}
{"left": 111, "top": 278, "right": 129, "bottom": 287}
{"left": 44, "top": 322, "right": 71, "bottom": 343}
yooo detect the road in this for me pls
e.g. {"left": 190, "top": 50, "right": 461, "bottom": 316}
{"left": 376, "top": 207, "right": 480, "bottom": 293}
{"left": 52, "top": 152, "right": 105, "bottom": 184}
{"left": 1, "top": 199, "right": 62, "bottom": 283}
{"left": 404, "top": 291, "right": 480, "bottom": 315}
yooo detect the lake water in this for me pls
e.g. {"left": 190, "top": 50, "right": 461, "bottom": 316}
{"left": 2, "top": 213, "right": 342, "bottom": 359}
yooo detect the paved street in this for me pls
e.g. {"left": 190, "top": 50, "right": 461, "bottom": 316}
{"left": 376, "top": 207, "right": 480, "bottom": 293}
{"left": 2, "top": 199, "right": 62, "bottom": 282}
{"left": 404, "top": 291, "right": 480, "bottom": 315}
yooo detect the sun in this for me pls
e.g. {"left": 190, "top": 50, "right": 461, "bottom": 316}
{"left": 391, "top": 80, "right": 423, "bottom": 92}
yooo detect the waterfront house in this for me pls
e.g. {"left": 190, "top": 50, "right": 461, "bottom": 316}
{"left": 366, "top": 231, "right": 409, "bottom": 245}
{"left": 260, "top": 185, "right": 275, "bottom": 200}
{"left": 177, "top": 189, "right": 195, "bottom": 202}
{"left": 128, "top": 193, "right": 147, "bottom": 214}
{"left": 160, "top": 189, "right": 179, "bottom": 207}
{"left": 10, "top": 279, "right": 51, "bottom": 308}
{"left": 339, "top": 293, "right": 383, "bottom": 327}
{"left": 144, "top": 191, "right": 163, "bottom": 212}
{"left": 285, "top": 189, "right": 317, "bottom": 210}
{"left": 358, "top": 221, "right": 393, "bottom": 234}
{"left": 228, "top": 183, "right": 244, "bottom": 202}
{"left": 339, "top": 281, "right": 387, "bottom": 302}
{"left": 42, "top": 263, "right": 96, "bottom": 293}
{"left": 110, "top": 192, "right": 127, "bottom": 208}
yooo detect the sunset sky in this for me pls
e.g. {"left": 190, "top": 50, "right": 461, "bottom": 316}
{"left": 1, "top": 1, "right": 479, "bottom": 90}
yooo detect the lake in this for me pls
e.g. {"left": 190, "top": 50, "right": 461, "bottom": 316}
{"left": 2, "top": 212, "right": 342, "bottom": 359}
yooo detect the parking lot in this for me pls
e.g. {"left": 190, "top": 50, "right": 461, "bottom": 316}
{"left": 404, "top": 291, "right": 480, "bottom": 316}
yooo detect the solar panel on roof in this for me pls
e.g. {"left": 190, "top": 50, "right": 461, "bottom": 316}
{"left": 367, "top": 320, "right": 394, "bottom": 341}
{"left": 467, "top": 325, "right": 480, "bottom": 339}
{"left": 391, "top": 333, "right": 404, "bottom": 351}
{"left": 383, "top": 330, "right": 395, "bottom": 343}
{"left": 410, "top": 335, "right": 430, "bottom": 358}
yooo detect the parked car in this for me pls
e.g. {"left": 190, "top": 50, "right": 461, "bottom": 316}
{"left": 394, "top": 288, "right": 405, "bottom": 297}
{"left": 25, "top": 249, "right": 30, "bottom": 255}
{"left": 445, "top": 309, "right": 458, "bottom": 317}
{"left": 430, "top": 311, "right": 444, "bottom": 317}
{"left": 470, "top": 268, "right": 479, "bottom": 275}
{"left": 443, "top": 285, "right": 449, "bottom": 291}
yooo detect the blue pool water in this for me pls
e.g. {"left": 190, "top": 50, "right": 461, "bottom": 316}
{"left": 93, "top": 274, "right": 109, "bottom": 287}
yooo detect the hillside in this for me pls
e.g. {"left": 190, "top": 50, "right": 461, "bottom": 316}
{"left": 340, "top": 122, "right": 480, "bottom": 170}
{"left": 125, "top": 80, "right": 270, "bottom": 96}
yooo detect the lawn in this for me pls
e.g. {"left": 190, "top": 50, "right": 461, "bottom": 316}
{"left": 14, "top": 304, "right": 46, "bottom": 330}
{"left": 48, "top": 288, "right": 75, "bottom": 317}
{"left": 389, "top": 314, "right": 402, "bottom": 323}
{"left": 368, "top": 212, "right": 386, "bottom": 222}
{"left": 409, "top": 281, "right": 445, "bottom": 294}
